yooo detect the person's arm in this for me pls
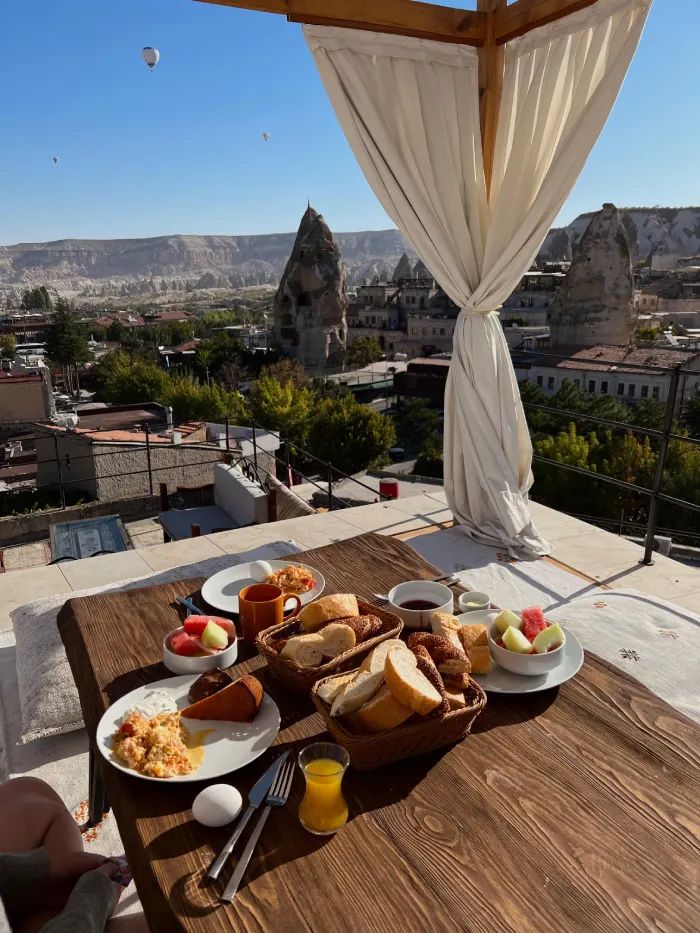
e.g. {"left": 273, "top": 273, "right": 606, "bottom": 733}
{"left": 0, "top": 849, "right": 50, "bottom": 915}
{"left": 37, "top": 870, "right": 117, "bottom": 933}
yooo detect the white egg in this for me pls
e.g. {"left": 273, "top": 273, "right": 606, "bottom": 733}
{"left": 249, "top": 560, "right": 272, "bottom": 583}
{"left": 192, "top": 785, "right": 243, "bottom": 827}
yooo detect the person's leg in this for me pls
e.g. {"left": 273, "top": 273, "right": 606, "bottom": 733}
{"left": 0, "top": 776, "right": 83, "bottom": 857}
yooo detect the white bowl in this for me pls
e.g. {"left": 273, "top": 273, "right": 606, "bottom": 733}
{"left": 458, "top": 591, "right": 491, "bottom": 613}
{"left": 487, "top": 623, "right": 564, "bottom": 676}
{"left": 387, "top": 581, "right": 454, "bottom": 630}
{"left": 162, "top": 628, "right": 238, "bottom": 675}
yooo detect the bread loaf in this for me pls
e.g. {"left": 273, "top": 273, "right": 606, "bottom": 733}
{"left": 411, "top": 645, "right": 449, "bottom": 716}
{"left": 356, "top": 685, "right": 414, "bottom": 733}
{"left": 181, "top": 674, "right": 263, "bottom": 723}
{"left": 327, "top": 614, "right": 383, "bottom": 643}
{"left": 384, "top": 649, "right": 442, "bottom": 716}
{"left": 280, "top": 633, "right": 324, "bottom": 667}
{"left": 444, "top": 688, "right": 467, "bottom": 711}
{"left": 359, "top": 638, "right": 406, "bottom": 675}
{"left": 467, "top": 645, "right": 492, "bottom": 675}
{"left": 298, "top": 594, "right": 359, "bottom": 632}
{"left": 407, "top": 632, "right": 471, "bottom": 675}
{"left": 458, "top": 624, "right": 488, "bottom": 652}
{"left": 430, "top": 612, "right": 463, "bottom": 651}
{"left": 316, "top": 672, "right": 355, "bottom": 705}
{"left": 330, "top": 670, "right": 384, "bottom": 717}
{"left": 318, "top": 623, "right": 356, "bottom": 660}
{"left": 442, "top": 672, "right": 471, "bottom": 690}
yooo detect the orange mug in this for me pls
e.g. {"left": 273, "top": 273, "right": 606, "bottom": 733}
{"left": 239, "top": 583, "right": 302, "bottom": 641}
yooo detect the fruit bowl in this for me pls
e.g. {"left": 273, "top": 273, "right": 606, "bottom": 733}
{"left": 163, "top": 621, "right": 238, "bottom": 675}
{"left": 488, "top": 622, "right": 564, "bottom": 677}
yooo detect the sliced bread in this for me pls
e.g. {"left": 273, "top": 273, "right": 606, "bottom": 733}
{"left": 430, "top": 612, "right": 463, "bottom": 651}
{"left": 280, "top": 633, "right": 325, "bottom": 668}
{"left": 319, "top": 623, "right": 356, "bottom": 660}
{"left": 298, "top": 594, "right": 359, "bottom": 633}
{"left": 384, "top": 649, "right": 442, "bottom": 716}
{"left": 458, "top": 624, "right": 488, "bottom": 652}
{"left": 411, "top": 644, "right": 450, "bottom": 716}
{"left": 330, "top": 670, "right": 384, "bottom": 717}
{"left": 356, "top": 685, "right": 414, "bottom": 733}
{"left": 444, "top": 688, "right": 467, "bottom": 711}
{"left": 467, "top": 645, "right": 492, "bottom": 675}
{"left": 316, "top": 672, "right": 356, "bottom": 705}
{"left": 359, "top": 638, "right": 407, "bottom": 675}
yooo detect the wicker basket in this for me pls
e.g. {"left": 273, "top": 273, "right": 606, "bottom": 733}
{"left": 256, "top": 600, "right": 402, "bottom": 695}
{"left": 311, "top": 673, "right": 487, "bottom": 770}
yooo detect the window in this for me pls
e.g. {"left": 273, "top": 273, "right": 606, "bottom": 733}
{"left": 573, "top": 379, "right": 581, "bottom": 389}
{"left": 371, "top": 316, "right": 376, "bottom": 324}
{"left": 652, "top": 386, "right": 660, "bottom": 398}
{"left": 433, "top": 328, "right": 438, "bottom": 336}
{"left": 440, "top": 328, "right": 445, "bottom": 336}
{"left": 411, "top": 327, "right": 418, "bottom": 335}
{"left": 389, "top": 343, "right": 394, "bottom": 350}
{"left": 601, "top": 381, "right": 608, "bottom": 394}
{"left": 547, "top": 376, "right": 555, "bottom": 389}
{"left": 364, "top": 316, "right": 370, "bottom": 324}
{"left": 422, "top": 328, "right": 428, "bottom": 336}
{"left": 420, "top": 297, "right": 426, "bottom": 310}
{"left": 588, "top": 380, "right": 596, "bottom": 393}
{"left": 536, "top": 375, "right": 544, "bottom": 387}
{"left": 618, "top": 383, "right": 625, "bottom": 396}
{"left": 641, "top": 385, "right": 648, "bottom": 398}
{"left": 628, "top": 384, "right": 636, "bottom": 397}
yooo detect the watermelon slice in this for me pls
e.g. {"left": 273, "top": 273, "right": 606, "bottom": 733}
{"left": 183, "top": 616, "right": 235, "bottom": 639}
{"left": 170, "top": 631, "right": 204, "bottom": 657}
{"left": 521, "top": 607, "right": 547, "bottom": 642}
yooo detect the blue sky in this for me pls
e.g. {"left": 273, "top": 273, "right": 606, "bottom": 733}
{"left": 0, "top": 0, "right": 695, "bottom": 244}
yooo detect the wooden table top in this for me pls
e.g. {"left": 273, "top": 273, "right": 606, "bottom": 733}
{"left": 57, "top": 533, "right": 699, "bottom": 933}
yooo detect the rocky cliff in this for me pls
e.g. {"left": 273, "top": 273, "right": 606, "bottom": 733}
{"left": 549, "top": 204, "right": 635, "bottom": 348}
{"left": 540, "top": 207, "right": 700, "bottom": 265}
{"left": 0, "top": 230, "right": 413, "bottom": 295}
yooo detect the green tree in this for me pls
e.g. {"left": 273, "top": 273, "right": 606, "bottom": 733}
{"left": 21, "top": 286, "right": 53, "bottom": 312}
{"left": 260, "top": 358, "right": 311, "bottom": 390}
{"left": 167, "top": 375, "right": 248, "bottom": 422}
{"left": 248, "top": 374, "right": 313, "bottom": 446}
{"left": 635, "top": 326, "right": 662, "bottom": 343}
{"left": 308, "top": 395, "right": 396, "bottom": 475}
{"left": 413, "top": 432, "right": 443, "bottom": 478}
{"left": 631, "top": 397, "right": 665, "bottom": 432}
{"left": 101, "top": 354, "right": 172, "bottom": 406}
{"left": 682, "top": 388, "right": 700, "bottom": 438}
{"left": 347, "top": 335, "right": 384, "bottom": 367}
{"left": 393, "top": 399, "right": 441, "bottom": 452}
{"left": 0, "top": 335, "right": 16, "bottom": 357}
{"left": 45, "top": 299, "right": 90, "bottom": 395}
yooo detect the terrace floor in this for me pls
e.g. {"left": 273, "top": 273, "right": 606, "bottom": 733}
{"left": 1, "top": 493, "right": 698, "bottom": 631}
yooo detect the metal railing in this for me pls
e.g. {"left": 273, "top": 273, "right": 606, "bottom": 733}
{"left": 519, "top": 351, "right": 700, "bottom": 564}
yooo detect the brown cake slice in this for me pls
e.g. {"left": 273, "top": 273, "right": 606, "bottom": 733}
{"left": 181, "top": 674, "right": 263, "bottom": 723}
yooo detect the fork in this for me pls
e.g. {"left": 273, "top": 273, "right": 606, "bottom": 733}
{"left": 373, "top": 573, "right": 460, "bottom": 601}
{"left": 220, "top": 759, "right": 295, "bottom": 904}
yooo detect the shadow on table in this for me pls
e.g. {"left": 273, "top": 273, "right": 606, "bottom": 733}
{"left": 472, "top": 688, "right": 559, "bottom": 733}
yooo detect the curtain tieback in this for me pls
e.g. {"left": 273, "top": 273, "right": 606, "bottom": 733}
{"left": 459, "top": 305, "right": 502, "bottom": 317}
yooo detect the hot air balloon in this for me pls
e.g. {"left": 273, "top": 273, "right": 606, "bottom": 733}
{"left": 262, "top": 132, "right": 269, "bottom": 142}
{"left": 52, "top": 157, "right": 58, "bottom": 164}
{"left": 142, "top": 47, "right": 159, "bottom": 71}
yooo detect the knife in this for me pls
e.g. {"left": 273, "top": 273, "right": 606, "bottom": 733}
{"left": 207, "top": 751, "right": 289, "bottom": 882}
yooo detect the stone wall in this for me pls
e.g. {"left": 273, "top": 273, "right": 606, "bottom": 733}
{"left": 93, "top": 443, "right": 227, "bottom": 500}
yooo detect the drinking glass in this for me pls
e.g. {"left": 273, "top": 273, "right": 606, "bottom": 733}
{"left": 298, "top": 742, "right": 350, "bottom": 835}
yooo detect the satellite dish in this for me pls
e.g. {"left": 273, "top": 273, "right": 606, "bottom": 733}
{"left": 262, "top": 132, "right": 269, "bottom": 142}
{"left": 142, "top": 47, "right": 160, "bottom": 71}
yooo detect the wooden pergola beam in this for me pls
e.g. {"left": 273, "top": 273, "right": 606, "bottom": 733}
{"left": 494, "top": 0, "right": 599, "bottom": 44}
{"left": 477, "top": 0, "right": 506, "bottom": 198}
{"left": 193, "top": 0, "right": 487, "bottom": 45}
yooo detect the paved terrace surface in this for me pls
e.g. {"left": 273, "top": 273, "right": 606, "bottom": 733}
{"left": 1, "top": 495, "right": 699, "bottom": 631}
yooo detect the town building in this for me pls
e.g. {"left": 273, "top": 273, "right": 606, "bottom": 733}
{"left": 0, "top": 370, "right": 55, "bottom": 423}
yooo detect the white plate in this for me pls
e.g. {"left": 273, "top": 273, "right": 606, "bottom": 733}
{"left": 471, "top": 627, "right": 584, "bottom": 694}
{"left": 201, "top": 560, "right": 325, "bottom": 614}
{"left": 96, "top": 674, "right": 280, "bottom": 783}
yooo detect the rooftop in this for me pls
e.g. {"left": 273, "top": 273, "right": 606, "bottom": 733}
{"left": 530, "top": 344, "right": 700, "bottom": 374}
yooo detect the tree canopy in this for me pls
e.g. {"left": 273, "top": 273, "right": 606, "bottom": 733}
{"left": 347, "top": 335, "right": 384, "bottom": 368}
{"left": 308, "top": 395, "right": 396, "bottom": 476}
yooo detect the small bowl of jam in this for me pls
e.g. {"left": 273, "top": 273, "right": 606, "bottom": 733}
{"left": 387, "top": 580, "right": 454, "bottom": 630}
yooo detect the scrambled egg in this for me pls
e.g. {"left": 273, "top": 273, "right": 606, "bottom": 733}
{"left": 113, "top": 711, "right": 195, "bottom": 779}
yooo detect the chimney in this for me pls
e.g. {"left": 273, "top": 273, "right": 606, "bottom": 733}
{"left": 165, "top": 405, "right": 174, "bottom": 429}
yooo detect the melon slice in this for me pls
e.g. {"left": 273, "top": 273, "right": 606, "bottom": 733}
{"left": 502, "top": 626, "right": 534, "bottom": 654}
{"left": 494, "top": 610, "right": 522, "bottom": 635}
{"left": 533, "top": 624, "right": 565, "bottom": 654}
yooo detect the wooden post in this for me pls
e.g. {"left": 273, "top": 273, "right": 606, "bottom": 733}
{"left": 477, "top": 0, "right": 506, "bottom": 200}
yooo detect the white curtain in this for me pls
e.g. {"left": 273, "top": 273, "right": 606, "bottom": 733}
{"left": 304, "top": 0, "right": 652, "bottom": 557}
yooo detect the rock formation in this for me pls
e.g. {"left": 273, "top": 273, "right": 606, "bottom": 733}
{"left": 392, "top": 253, "right": 414, "bottom": 282}
{"left": 549, "top": 204, "right": 636, "bottom": 347}
{"left": 272, "top": 207, "right": 348, "bottom": 369}
{"left": 413, "top": 259, "right": 431, "bottom": 279}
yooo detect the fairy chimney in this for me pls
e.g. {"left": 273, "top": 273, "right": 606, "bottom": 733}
{"left": 392, "top": 252, "right": 414, "bottom": 283}
{"left": 549, "top": 203, "right": 636, "bottom": 347}
{"left": 273, "top": 206, "right": 348, "bottom": 369}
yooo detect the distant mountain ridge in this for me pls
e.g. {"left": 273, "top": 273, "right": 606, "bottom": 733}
{"left": 0, "top": 230, "right": 413, "bottom": 294}
{"left": 2, "top": 207, "right": 698, "bottom": 298}
{"left": 540, "top": 207, "right": 700, "bottom": 263}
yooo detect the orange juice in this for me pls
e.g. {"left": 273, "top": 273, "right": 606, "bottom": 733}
{"left": 298, "top": 758, "right": 348, "bottom": 834}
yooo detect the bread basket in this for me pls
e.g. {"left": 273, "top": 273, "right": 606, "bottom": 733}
{"left": 311, "top": 672, "right": 486, "bottom": 770}
{"left": 256, "top": 599, "right": 402, "bottom": 695}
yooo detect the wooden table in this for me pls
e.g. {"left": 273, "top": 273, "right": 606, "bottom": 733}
{"left": 57, "top": 533, "right": 699, "bottom": 933}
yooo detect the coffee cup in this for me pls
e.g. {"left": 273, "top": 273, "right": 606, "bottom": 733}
{"left": 239, "top": 583, "right": 302, "bottom": 641}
